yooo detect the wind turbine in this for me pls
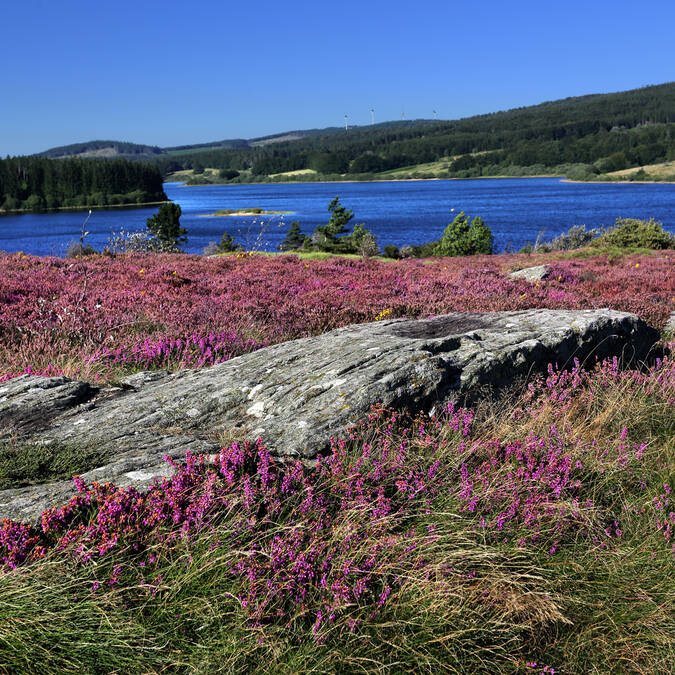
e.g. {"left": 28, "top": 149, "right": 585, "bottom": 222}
{"left": 433, "top": 110, "right": 437, "bottom": 120}
{"left": 344, "top": 114, "right": 348, "bottom": 131}
{"left": 401, "top": 110, "right": 405, "bottom": 120}
{"left": 370, "top": 108, "right": 375, "bottom": 125}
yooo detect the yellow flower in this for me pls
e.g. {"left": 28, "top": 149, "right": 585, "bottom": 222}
{"left": 139, "top": 268, "right": 145, "bottom": 275}
{"left": 375, "top": 308, "right": 393, "bottom": 321}
{"left": 635, "top": 263, "right": 640, "bottom": 268}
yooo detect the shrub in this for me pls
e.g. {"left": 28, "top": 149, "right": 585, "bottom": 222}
{"left": 528, "top": 225, "right": 602, "bottom": 253}
{"left": 219, "top": 169, "right": 240, "bottom": 180}
{"left": 383, "top": 244, "right": 400, "bottom": 259}
{"left": 357, "top": 231, "right": 379, "bottom": 258}
{"left": 434, "top": 211, "right": 494, "bottom": 257}
{"left": 592, "top": 217, "right": 674, "bottom": 250}
{"left": 278, "top": 221, "right": 306, "bottom": 251}
{"left": 207, "top": 232, "right": 242, "bottom": 255}
{"left": 65, "top": 241, "right": 98, "bottom": 258}
{"left": 105, "top": 230, "right": 163, "bottom": 254}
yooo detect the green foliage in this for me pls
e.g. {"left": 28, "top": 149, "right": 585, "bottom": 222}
{"left": 592, "top": 217, "right": 675, "bottom": 249}
{"left": 145, "top": 202, "right": 187, "bottom": 251}
{"left": 278, "top": 221, "right": 307, "bottom": 251}
{"left": 311, "top": 196, "right": 354, "bottom": 252}
{"left": 219, "top": 169, "right": 240, "bottom": 180}
{"left": 521, "top": 225, "right": 603, "bottom": 253}
{"left": 383, "top": 244, "right": 401, "bottom": 259}
{"left": 0, "top": 440, "right": 109, "bottom": 490}
{"left": 0, "top": 156, "right": 167, "bottom": 211}
{"left": 434, "top": 211, "right": 494, "bottom": 257}
{"left": 66, "top": 241, "right": 98, "bottom": 258}
{"left": 203, "top": 232, "right": 242, "bottom": 255}
{"left": 350, "top": 225, "right": 379, "bottom": 257}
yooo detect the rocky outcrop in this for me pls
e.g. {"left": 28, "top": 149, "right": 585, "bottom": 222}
{"left": 0, "top": 309, "right": 659, "bottom": 524}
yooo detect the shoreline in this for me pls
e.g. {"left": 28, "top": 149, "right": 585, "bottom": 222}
{"left": 165, "top": 174, "right": 565, "bottom": 187}
{"left": 168, "top": 173, "right": 675, "bottom": 188}
{"left": 562, "top": 178, "right": 675, "bottom": 185}
{"left": 0, "top": 200, "right": 168, "bottom": 216}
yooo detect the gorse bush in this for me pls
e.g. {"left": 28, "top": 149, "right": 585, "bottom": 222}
{"left": 592, "top": 217, "right": 675, "bottom": 249}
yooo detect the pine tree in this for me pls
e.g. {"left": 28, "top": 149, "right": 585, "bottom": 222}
{"left": 278, "top": 221, "right": 306, "bottom": 250}
{"left": 146, "top": 202, "right": 187, "bottom": 251}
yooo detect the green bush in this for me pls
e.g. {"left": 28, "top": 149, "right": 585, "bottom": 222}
{"left": 204, "top": 232, "right": 242, "bottom": 255}
{"left": 219, "top": 169, "right": 240, "bottom": 180}
{"left": 434, "top": 211, "right": 494, "bottom": 257}
{"left": 383, "top": 244, "right": 400, "bottom": 259}
{"left": 278, "top": 222, "right": 306, "bottom": 251}
{"left": 146, "top": 202, "right": 187, "bottom": 251}
{"left": 592, "top": 217, "right": 674, "bottom": 250}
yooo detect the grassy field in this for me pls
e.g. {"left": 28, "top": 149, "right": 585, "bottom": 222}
{"left": 605, "top": 161, "right": 675, "bottom": 181}
{"left": 0, "top": 248, "right": 673, "bottom": 673}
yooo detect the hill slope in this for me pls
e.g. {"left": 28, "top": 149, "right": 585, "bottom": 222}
{"left": 37, "top": 82, "right": 675, "bottom": 182}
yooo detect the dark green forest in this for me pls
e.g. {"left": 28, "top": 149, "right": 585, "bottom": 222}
{"left": 0, "top": 157, "right": 167, "bottom": 211}
{"left": 149, "top": 82, "right": 675, "bottom": 181}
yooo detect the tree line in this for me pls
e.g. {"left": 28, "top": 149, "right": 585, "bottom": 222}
{"left": 0, "top": 156, "right": 167, "bottom": 212}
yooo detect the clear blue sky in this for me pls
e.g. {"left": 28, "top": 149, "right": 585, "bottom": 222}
{"left": 2, "top": 0, "right": 674, "bottom": 156}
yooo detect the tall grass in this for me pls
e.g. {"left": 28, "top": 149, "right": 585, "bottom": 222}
{"left": 1, "top": 352, "right": 672, "bottom": 673}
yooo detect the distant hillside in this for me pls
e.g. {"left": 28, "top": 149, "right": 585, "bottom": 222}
{"left": 38, "top": 140, "right": 164, "bottom": 159}
{"left": 36, "top": 82, "right": 675, "bottom": 183}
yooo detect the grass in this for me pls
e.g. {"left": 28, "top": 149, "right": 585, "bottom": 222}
{"left": 605, "top": 161, "right": 675, "bottom": 181}
{"left": 0, "top": 440, "right": 110, "bottom": 490}
{"left": 0, "top": 350, "right": 673, "bottom": 673}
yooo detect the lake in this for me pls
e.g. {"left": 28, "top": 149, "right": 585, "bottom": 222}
{"left": 1, "top": 178, "right": 674, "bottom": 256}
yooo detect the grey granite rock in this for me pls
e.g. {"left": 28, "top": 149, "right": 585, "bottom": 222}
{"left": 0, "top": 309, "right": 659, "bottom": 524}
{"left": 509, "top": 265, "right": 551, "bottom": 282}
{"left": 664, "top": 311, "right": 675, "bottom": 337}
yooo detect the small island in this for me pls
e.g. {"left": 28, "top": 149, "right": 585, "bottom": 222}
{"left": 200, "top": 207, "right": 292, "bottom": 217}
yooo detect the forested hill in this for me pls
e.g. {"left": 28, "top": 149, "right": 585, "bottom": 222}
{"left": 153, "top": 82, "right": 675, "bottom": 181}
{"left": 39, "top": 140, "right": 164, "bottom": 159}
{"left": 31, "top": 82, "right": 675, "bottom": 183}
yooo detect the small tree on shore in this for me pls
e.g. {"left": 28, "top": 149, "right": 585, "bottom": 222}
{"left": 146, "top": 202, "right": 187, "bottom": 251}
{"left": 279, "top": 221, "right": 307, "bottom": 251}
{"left": 312, "top": 196, "right": 354, "bottom": 252}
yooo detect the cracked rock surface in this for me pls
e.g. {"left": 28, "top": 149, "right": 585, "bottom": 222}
{"left": 0, "top": 309, "right": 659, "bottom": 523}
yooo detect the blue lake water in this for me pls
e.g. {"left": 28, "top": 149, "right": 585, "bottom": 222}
{"left": 1, "top": 178, "right": 674, "bottom": 256}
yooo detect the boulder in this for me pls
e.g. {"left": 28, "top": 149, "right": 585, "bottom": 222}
{"left": 0, "top": 309, "right": 658, "bottom": 524}
{"left": 509, "top": 265, "right": 550, "bottom": 282}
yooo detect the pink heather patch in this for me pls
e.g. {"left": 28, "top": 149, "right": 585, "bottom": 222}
{"left": 0, "top": 251, "right": 672, "bottom": 381}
